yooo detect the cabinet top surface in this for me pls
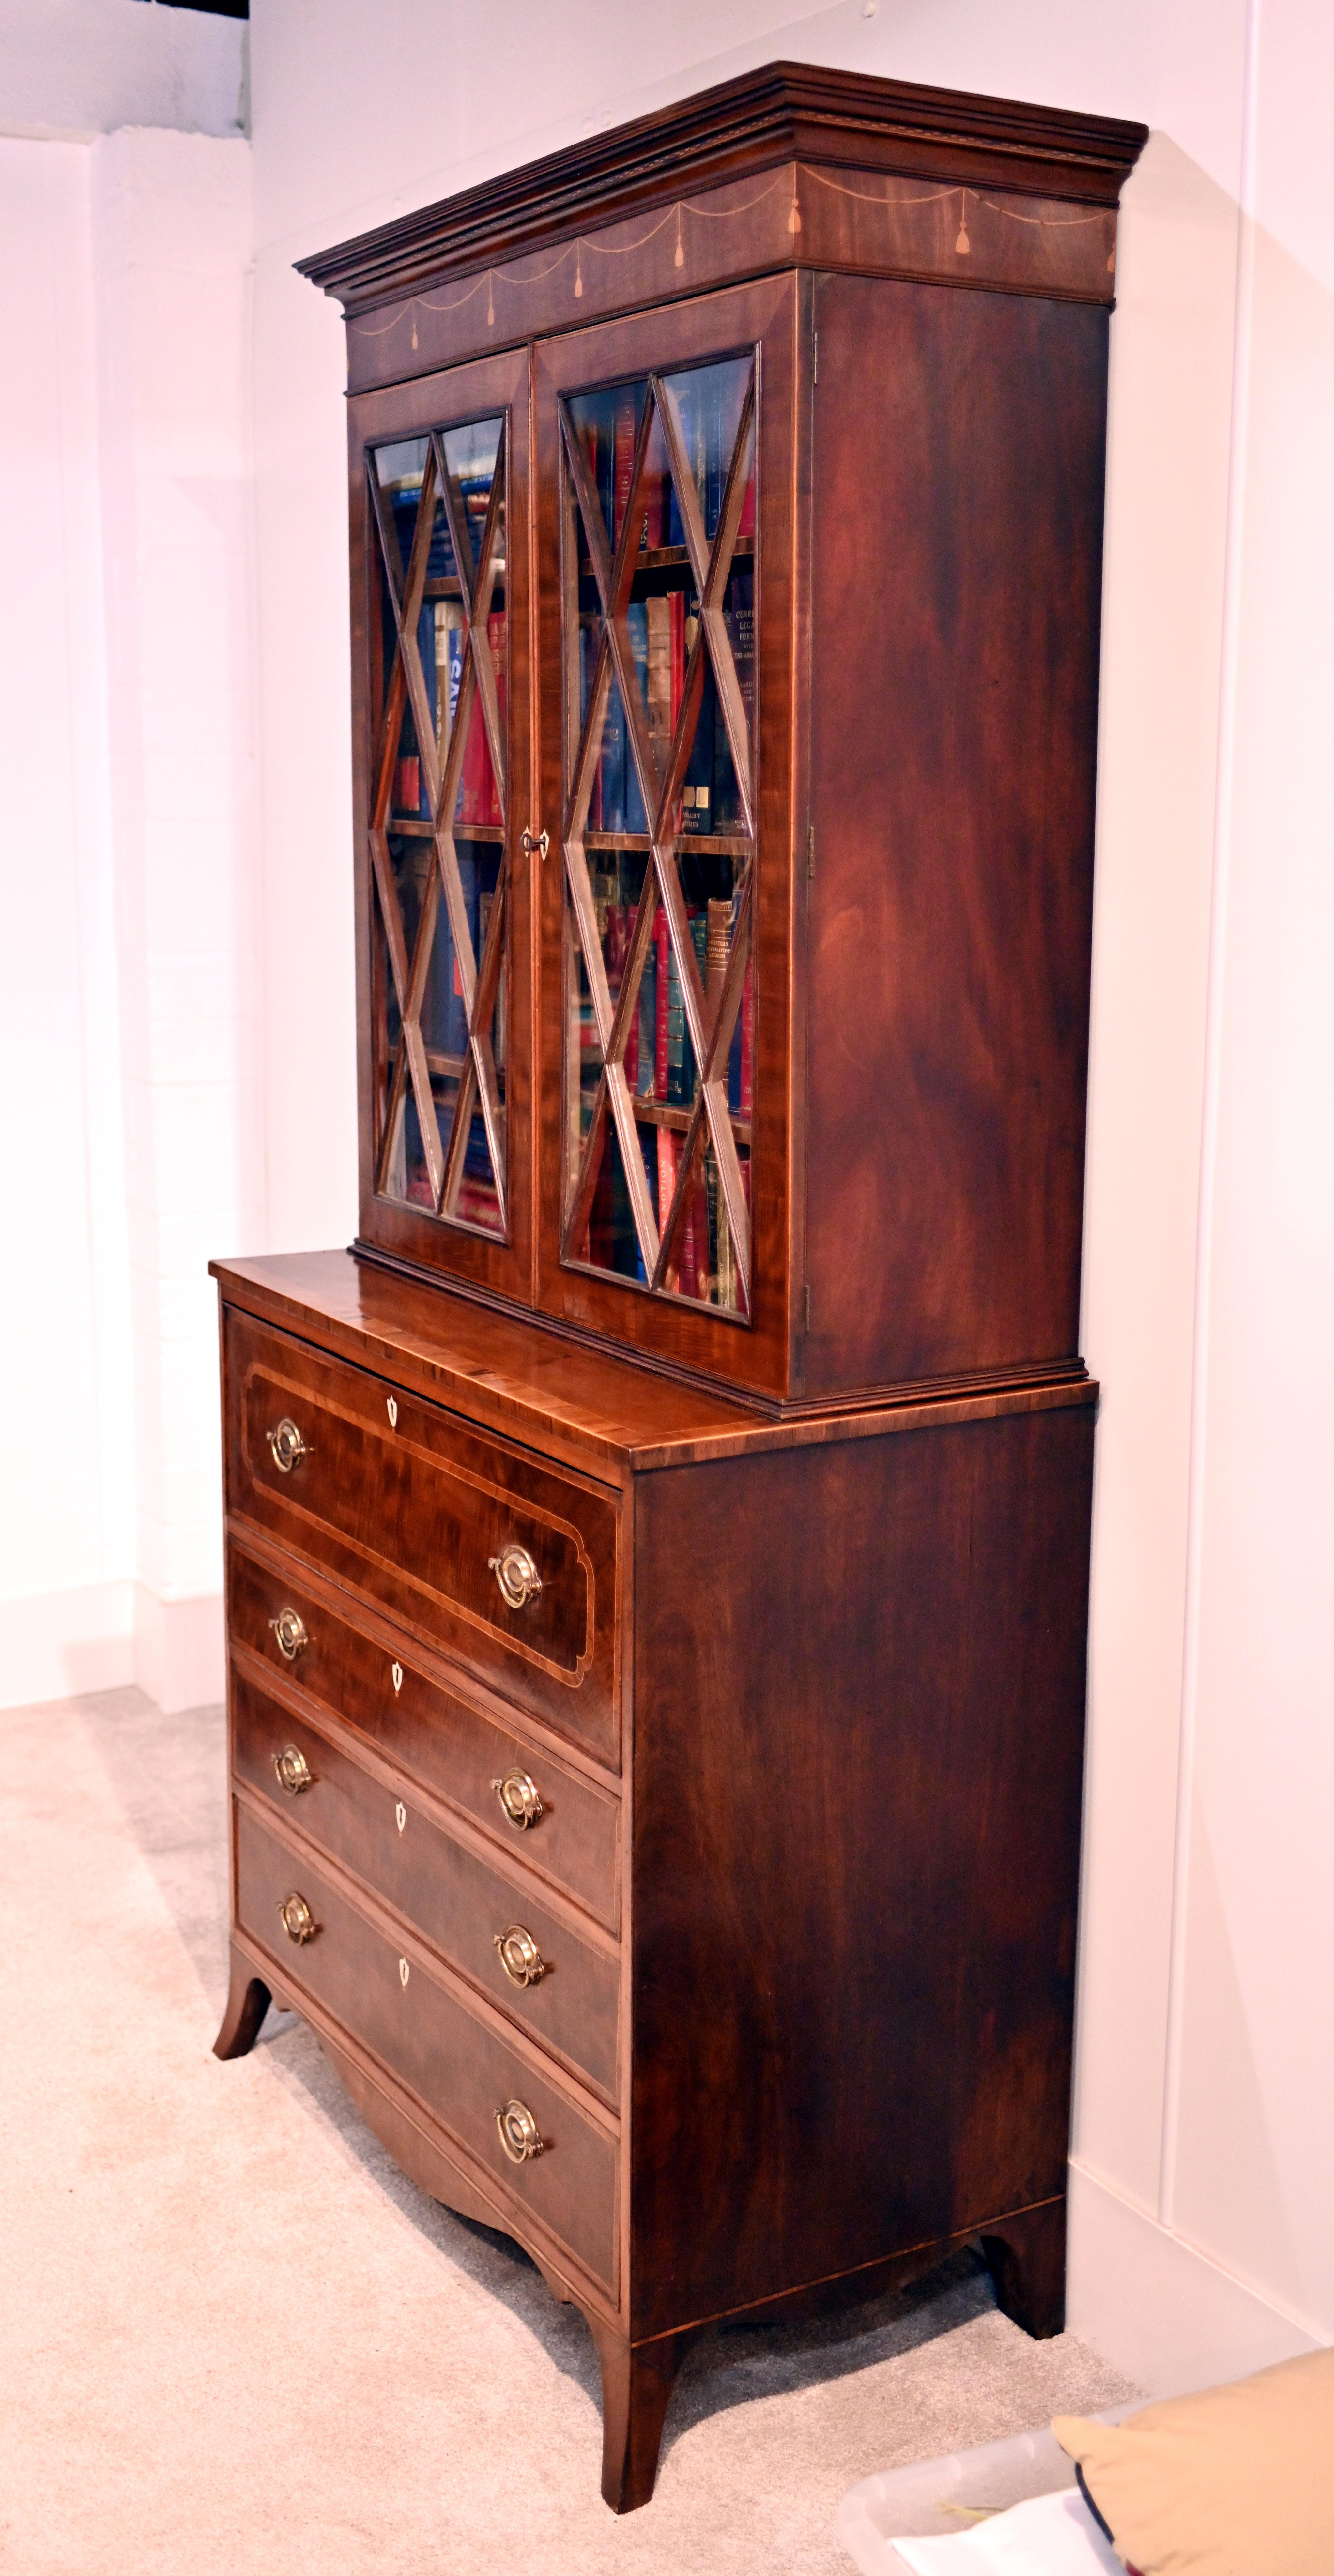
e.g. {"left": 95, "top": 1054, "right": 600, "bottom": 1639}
{"left": 212, "top": 1251, "right": 1096, "bottom": 1476}
{"left": 298, "top": 60, "right": 1147, "bottom": 315}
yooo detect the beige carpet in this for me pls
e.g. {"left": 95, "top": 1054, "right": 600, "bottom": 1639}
{"left": 0, "top": 1690, "right": 1137, "bottom": 2574}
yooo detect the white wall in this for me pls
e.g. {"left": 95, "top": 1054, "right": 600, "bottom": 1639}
{"left": 2, "top": 0, "right": 1328, "bottom": 2402}
{"left": 0, "top": 6, "right": 256, "bottom": 1712}
{"left": 245, "top": 0, "right": 1333, "bottom": 2391}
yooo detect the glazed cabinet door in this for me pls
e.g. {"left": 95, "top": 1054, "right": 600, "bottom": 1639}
{"left": 532, "top": 276, "right": 801, "bottom": 1401}
{"left": 349, "top": 345, "right": 534, "bottom": 1300}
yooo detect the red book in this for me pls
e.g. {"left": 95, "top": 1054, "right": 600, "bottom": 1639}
{"left": 739, "top": 956, "right": 754, "bottom": 1116}
{"left": 656, "top": 1127, "right": 677, "bottom": 1288}
{"left": 395, "top": 754, "right": 420, "bottom": 814}
{"left": 486, "top": 611, "right": 507, "bottom": 828}
{"left": 654, "top": 905, "right": 670, "bottom": 1099}
{"left": 460, "top": 685, "right": 487, "bottom": 825}
{"left": 737, "top": 463, "right": 756, "bottom": 541}
{"left": 679, "top": 1167, "right": 698, "bottom": 1299}
{"left": 613, "top": 386, "right": 636, "bottom": 548}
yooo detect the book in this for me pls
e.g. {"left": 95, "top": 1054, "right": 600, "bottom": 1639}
{"left": 685, "top": 908, "right": 708, "bottom": 1099}
{"left": 706, "top": 897, "right": 730, "bottom": 1038}
{"left": 678, "top": 1156, "right": 699, "bottom": 1299}
{"left": 665, "top": 920, "right": 687, "bottom": 1105}
{"left": 645, "top": 594, "right": 672, "bottom": 787}
{"left": 635, "top": 1124, "right": 657, "bottom": 1282}
{"left": 486, "top": 610, "right": 506, "bottom": 828}
{"left": 599, "top": 675, "right": 627, "bottom": 835}
{"left": 479, "top": 882, "right": 505, "bottom": 1071}
{"left": 612, "top": 383, "right": 637, "bottom": 549}
{"left": 654, "top": 905, "right": 670, "bottom": 1101}
{"left": 460, "top": 682, "right": 489, "bottom": 825}
{"left": 679, "top": 594, "right": 713, "bottom": 835}
{"left": 656, "top": 1125, "right": 677, "bottom": 1289}
{"left": 715, "top": 572, "right": 754, "bottom": 830}
{"left": 636, "top": 922, "right": 656, "bottom": 1100}
{"left": 739, "top": 955, "right": 754, "bottom": 1115}
{"left": 624, "top": 604, "right": 649, "bottom": 833}
{"left": 435, "top": 604, "right": 464, "bottom": 772}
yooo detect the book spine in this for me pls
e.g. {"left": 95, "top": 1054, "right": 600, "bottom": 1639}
{"left": 637, "top": 922, "right": 655, "bottom": 1099}
{"left": 600, "top": 677, "right": 626, "bottom": 835}
{"left": 680, "top": 591, "right": 713, "bottom": 835}
{"left": 679, "top": 1159, "right": 698, "bottom": 1299}
{"left": 665, "top": 924, "right": 687, "bottom": 1105}
{"left": 739, "top": 954, "right": 754, "bottom": 1117}
{"left": 715, "top": 573, "right": 754, "bottom": 830}
{"left": 460, "top": 680, "right": 487, "bottom": 825}
{"left": 486, "top": 611, "right": 506, "bottom": 829}
{"left": 646, "top": 593, "right": 672, "bottom": 788}
{"left": 705, "top": 896, "right": 730, "bottom": 1040}
{"left": 613, "top": 384, "right": 636, "bottom": 549}
{"left": 654, "top": 905, "right": 670, "bottom": 1100}
{"left": 656, "top": 1124, "right": 677, "bottom": 1289}
{"left": 624, "top": 604, "right": 649, "bottom": 833}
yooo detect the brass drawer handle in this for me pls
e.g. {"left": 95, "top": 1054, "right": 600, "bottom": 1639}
{"left": 495, "top": 2099, "right": 545, "bottom": 2164}
{"left": 488, "top": 1543, "right": 543, "bottom": 1610}
{"left": 273, "top": 1744, "right": 315, "bottom": 1796}
{"left": 278, "top": 1891, "right": 318, "bottom": 1945}
{"left": 493, "top": 1924, "right": 546, "bottom": 1988}
{"left": 266, "top": 1417, "right": 311, "bottom": 1474}
{"left": 268, "top": 1606, "right": 309, "bottom": 1662}
{"left": 491, "top": 1768, "right": 544, "bottom": 1831}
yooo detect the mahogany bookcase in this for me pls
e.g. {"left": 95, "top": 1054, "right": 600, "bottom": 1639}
{"left": 211, "top": 63, "right": 1145, "bottom": 2511}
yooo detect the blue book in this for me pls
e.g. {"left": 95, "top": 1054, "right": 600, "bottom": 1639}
{"left": 624, "top": 604, "right": 650, "bottom": 832}
{"left": 600, "top": 677, "right": 627, "bottom": 834}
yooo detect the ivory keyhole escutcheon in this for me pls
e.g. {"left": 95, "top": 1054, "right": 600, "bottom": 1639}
{"left": 395, "top": 1801, "right": 406, "bottom": 1834}
{"left": 386, "top": 1395, "right": 398, "bottom": 1427}
{"left": 391, "top": 1660, "right": 403, "bottom": 1695}
{"left": 399, "top": 1957, "right": 409, "bottom": 1988}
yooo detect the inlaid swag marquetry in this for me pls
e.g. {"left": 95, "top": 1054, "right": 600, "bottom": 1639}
{"left": 560, "top": 352, "right": 758, "bottom": 1318}
{"left": 368, "top": 414, "right": 510, "bottom": 1237}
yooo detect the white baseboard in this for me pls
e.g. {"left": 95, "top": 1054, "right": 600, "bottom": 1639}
{"left": 0, "top": 1580, "right": 223, "bottom": 1714}
{"left": 0, "top": 1580, "right": 134, "bottom": 1706}
{"left": 1067, "top": 2157, "right": 1326, "bottom": 2392}
{"left": 131, "top": 1582, "right": 224, "bottom": 1714}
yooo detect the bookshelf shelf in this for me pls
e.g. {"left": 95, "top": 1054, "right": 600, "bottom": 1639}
{"left": 227, "top": 58, "right": 1146, "bottom": 2525}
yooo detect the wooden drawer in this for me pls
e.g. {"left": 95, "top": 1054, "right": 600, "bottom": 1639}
{"left": 223, "top": 1307, "right": 620, "bottom": 1765}
{"left": 235, "top": 1798, "right": 617, "bottom": 2294}
{"left": 227, "top": 1542, "right": 620, "bottom": 1933}
{"left": 232, "top": 1669, "right": 620, "bottom": 2099}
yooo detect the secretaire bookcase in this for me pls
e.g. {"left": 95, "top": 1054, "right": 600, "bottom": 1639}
{"left": 211, "top": 65, "right": 1145, "bottom": 2510}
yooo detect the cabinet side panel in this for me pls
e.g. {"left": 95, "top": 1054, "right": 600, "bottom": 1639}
{"left": 804, "top": 276, "right": 1108, "bottom": 1393}
{"left": 629, "top": 1406, "right": 1094, "bottom": 2339}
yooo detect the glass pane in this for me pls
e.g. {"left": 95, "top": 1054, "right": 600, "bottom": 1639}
{"left": 560, "top": 351, "right": 757, "bottom": 1314}
{"left": 454, "top": 1108, "right": 503, "bottom": 1233}
{"left": 368, "top": 411, "right": 509, "bottom": 1239}
{"left": 383, "top": 1075, "right": 444, "bottom": 1212}
{"left": 452, "top": 652, "right": 504, "bottom": 832}
{"left": 440, "top": 416, "right": 503, "bottom": 583}
{"left": 661, "top": 1125, "right": 750, "bottom": 1313}
{"left": 568, "top": 379, "right": 650, "bottom": 552}
{"left": 577, "top": 1117, "right": 642, "bottom": 1281}
{"left": 662, "top": 355, "right": 751, "bottom": 543}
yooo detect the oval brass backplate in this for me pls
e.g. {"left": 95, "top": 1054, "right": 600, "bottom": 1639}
{"left": 495, "top": 2099, "right": 544, "bottom": 2164}
{"left": 491, "top": 1769, "right": 544, "bottom": 1831}
{"left": 493, "top": 1924, "right": 546, "bottom": 1988}
{"left": 278, "top": 1891, "right": 317, "bottom": 1945}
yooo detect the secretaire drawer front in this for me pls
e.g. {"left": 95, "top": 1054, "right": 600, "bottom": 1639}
{"left": 227, "top": 1545, "right": 620, "bottom": 1931}
{"left": 224, "top": 1308, "right": 619, "bottom": 1763}
{"left": 235, "top": 1801, "right": 617, "bottom": 2293}
{"left": 233, "top": 1671, "right": 620, "bottom": 2099}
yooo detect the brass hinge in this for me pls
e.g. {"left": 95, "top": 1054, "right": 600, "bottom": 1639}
{"left": 803, "top": 1282, "right": 812, "bottom": 1333}
{"left": 807, "top": 822, "right": 815, "bottom": 879}
{"left": 812, "top": 330, "right": 818, "bottom": 386}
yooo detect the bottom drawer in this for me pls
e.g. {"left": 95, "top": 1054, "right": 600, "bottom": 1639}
{"left": 235, "top": 1799, "right": 617, "bottom": 2293}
